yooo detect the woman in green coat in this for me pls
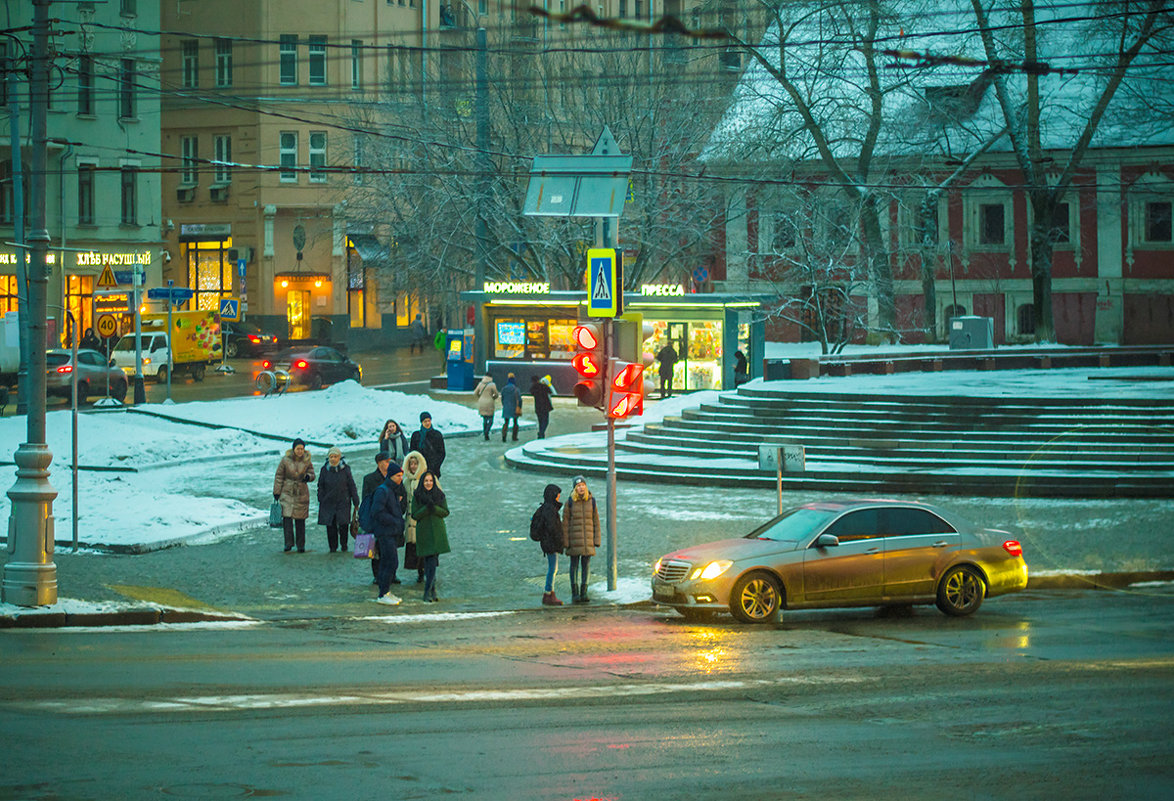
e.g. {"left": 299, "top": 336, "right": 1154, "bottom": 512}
{"left": 411, "top": 471, "right": 449, "bottom": 602}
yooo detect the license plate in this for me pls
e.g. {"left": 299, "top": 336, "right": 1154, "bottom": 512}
{"left": 653, "top": 585, "right": 675, "bottom": 601}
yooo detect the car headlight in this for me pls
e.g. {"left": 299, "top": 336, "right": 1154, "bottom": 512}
{"left": 653, "top": 559, "right": 662, "bottom": 576}
{"left": 690, "top": 560, "right": 732, "bottom": 581}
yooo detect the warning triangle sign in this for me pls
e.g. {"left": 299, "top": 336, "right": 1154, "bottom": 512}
{"left": 97, "top": 265, "right": 117, "bottom": 288}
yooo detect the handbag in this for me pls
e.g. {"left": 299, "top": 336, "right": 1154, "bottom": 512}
{"left": 349, "top": 509, "right": 360, "bottom": 539}
{"left": 268, "top": 500, "right": 283, "bottom": 528}
{"left": 353, "top": 532, "right": 376, "bottom": 559}
{"left": 404, "top": 540, "right": 419, "bottom": 570}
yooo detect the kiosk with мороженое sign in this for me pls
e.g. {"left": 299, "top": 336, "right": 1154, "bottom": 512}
{"left": 460, "top": 282, "right": 770, "bottom": 396}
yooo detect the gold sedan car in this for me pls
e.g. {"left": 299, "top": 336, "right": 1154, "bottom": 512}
{"left": 652, "top": 500, "right": 1028, "bottom": 623}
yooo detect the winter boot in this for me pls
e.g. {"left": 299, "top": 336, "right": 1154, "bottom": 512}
{"left": 578, "top": 582, "right": 590, "bottom": 604}
{"left": 542, "top": 591, "right": 563, "bottom": 606}
{"left": 569, "top": 585, "right": 580, "bottom": 603}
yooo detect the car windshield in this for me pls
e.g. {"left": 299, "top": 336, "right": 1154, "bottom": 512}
{"left": 112, "top": 337, "right": 135, "bottom": 352}
{"left": 745, "top": 506, "right": 840, "bottom": 543}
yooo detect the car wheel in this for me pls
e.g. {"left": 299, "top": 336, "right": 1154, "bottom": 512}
{"left": 225, "top": 340, "right": 239, "bottom": 359}
{"left": 112, "top": 378, "right": 128, "bottom": 402}
{"left": 729, "top": 572, "right": 782, "bottom": 624}
{"left": 191, "top": 364, "right": 206, "bottom": 382}
{"left": 350, "top": 368, "right": 360, "bottom": 384}
{"left": 936, "top": 565, "right": 985, "bottom": 617}
{"left": 155, "top": 365, "right": 168, "bottom": 384}
{"left": 309, "top": 372, "right": 323, "bottom": 390}
{"left": 75, "top": 380, "right": 89, "bottom": 403}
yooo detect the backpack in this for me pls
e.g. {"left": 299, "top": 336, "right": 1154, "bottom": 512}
{"left": 529, "top": 504, "right": 544, "bottom": 541}
{"left": 358, "top": 491, "right": 376, "bottom": 533}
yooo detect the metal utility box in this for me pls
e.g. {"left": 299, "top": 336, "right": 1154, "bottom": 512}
{"left": 949, "top": 316, "right": 994, "bottom": 350}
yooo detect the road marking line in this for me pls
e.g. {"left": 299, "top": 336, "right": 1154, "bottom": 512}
{"left": 12, "top": 676, "right": 864, "bottom": 716}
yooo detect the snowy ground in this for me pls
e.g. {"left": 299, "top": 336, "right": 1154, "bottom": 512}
{"left": 0, "top": 381, "right": 487, "bottom": 551}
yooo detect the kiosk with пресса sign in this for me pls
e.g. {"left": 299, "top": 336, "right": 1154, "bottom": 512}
{"left": 459, "top": 282, "right": 772, "bottom": 396}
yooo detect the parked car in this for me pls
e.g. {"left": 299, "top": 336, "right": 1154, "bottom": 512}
{"left": 46, "top": 348, "right": 128, "bottom": 403}
{"left": 222, "top": 320, "right": 279, "bottom": 359}
{"left": 262, "top": 346, "right": 361, "bottom": 390}
{"left": 651, "top": 499, "right": 1027, "bottom": 623}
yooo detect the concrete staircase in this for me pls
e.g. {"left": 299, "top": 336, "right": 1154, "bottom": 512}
{"left": 506, "top": 383, "right": 1174, "bottom": 497}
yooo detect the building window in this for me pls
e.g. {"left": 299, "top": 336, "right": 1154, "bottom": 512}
{"left": 0, "top": 274, "right": 19, "bottom": 316}
{"left": 77, "top": 55, "right": 94, "bottom": 115}
{"left": 279, "top": 132, "right": 298, "bottom": 181}
{"left": 351, "top": 40, "right": 363, "bottom": 89}
{"left": 279, "top": 35, "right": 298, "bottom": 85}
{"left": 77, "top": 164, "right": 95, "bottom": 225}
{"left": 347, "top": 245, "right": 367, "bottom": 327}
{"left": 1048, "top": 201, "right": 1071, "bottom": 245}
{"left": 213, "top": 136, "right": 232, "bottom": 183}
{"left": 181, "top": 136, "right": 198, "bottom": 184}
{"left": 120, "top": 166, "right": 137, "bottom": 225}
{"left": 770, "top": 211, "right": 797, "bottom": 252}
{"left": 0, "top": 162, "right": 26, "bottom": 225}
{"left": 182, "top": 39, "right": 199, "bottom": 88}
{"left": 119, "top": 59, "right": 136, "bottom": 118}
{"left": 1017, "top": 304, "right": 1035, "bottom": 336}
{"left": 309, "top": 36, "right": 327, "bottom": 86}
{"left": 65, "top": 275, "right": 95, "bottom": 346}
{"left": 978, "top": 203, "right": 1004, "bottom": 245}
{"left": 898, "top": 194, "right": 945, "bottom": 250}
{"left": 1145, "top": 200, "right": 1173, "bottom": 243}
{"left": 309, "top": 131, "right": 327, "bottom": 182}
{"left": 120, "top": 0, "right": 136, "bottom": 16}
{"left": 186, "top": 239, "right": 234, "bottom": 313}
{"left": 215, "top": 38, "right": 233, "bottom": 87}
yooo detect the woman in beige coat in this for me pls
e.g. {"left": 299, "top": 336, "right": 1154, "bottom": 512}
{"left": 473, "top": 374, "right": 499, "bottom": 441}
{"left": 273, "top": 437, "right": 315, "bottom": 552}
{"left": 561, "top": 475, "right": 600, "bottom": 603}
{"left": 403, "top": 449, "right": 431, "bottom": 582}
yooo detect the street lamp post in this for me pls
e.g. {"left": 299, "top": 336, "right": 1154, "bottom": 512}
{"left": 3, "top": 0, "right": 58, "bottom": 606}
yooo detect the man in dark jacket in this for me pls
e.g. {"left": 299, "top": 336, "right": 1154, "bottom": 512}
{"left": 529, "top": 375, "right": 554, "bottom": 439}
{"left": 500, "top": 375, "right": 522, "bottom": 442}
{"left": 410, "top": 411, "right": 446, "bottom": 477}
{"left": 372, "top": 461, "right": 405, "bottom": 605}
{"left": 534, "top": 483, "right": 564, "bottom": 606}
{"left": 362, "top": 452, "right": 391, "bottom": 582}
{"left": 657, "top": 342, "right": 679, "bottom": 398}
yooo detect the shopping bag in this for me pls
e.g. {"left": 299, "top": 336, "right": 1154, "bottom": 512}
{"left": 353, "top": 532, "right": 376, "bottom": 559}
{"left": 268, "top": 500, "right": 283, "bottom": 528}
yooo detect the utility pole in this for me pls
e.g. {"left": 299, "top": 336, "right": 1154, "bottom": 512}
{"left": 473, "top": 25, "right": 489, "bottom": 370}
{"left": 3, "top": 0, "right": 58, "bottom": 606}
{"left": 7, "top": 57, "right": 29, "bottom": 414}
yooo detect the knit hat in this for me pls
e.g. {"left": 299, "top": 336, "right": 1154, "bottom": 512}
{"left": 572, "top": 475, "right": 586, "bottom": 488}
{"left": 420, "top": 411, "right": 432, "bottom": 422}
{"left": 327, "top": 446, "right": 342, "bottom": 458}
{"left": 387, "top": 462, "right": 403, "bottom": 477}
{"left": 375, "top": 451, "right": 390, "bottom": 464}
{"left": 292, "top": 437, "right": 306, "bottom": 450}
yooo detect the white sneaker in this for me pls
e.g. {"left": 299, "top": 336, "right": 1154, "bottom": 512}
{"left": 374, "top": 594, "right": 401, "bottom": 605}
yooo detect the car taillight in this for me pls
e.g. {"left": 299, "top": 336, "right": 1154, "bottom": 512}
{"left": 294, "top": 359, "right": 308, "bottom": 369}
{"left": 55, "top": 365, "right": 73, "bottom": 374}
{"left": 261, "top": 360, "right": 271, "bottom": 369}
{"left": 248, "top": 335, "right": 260, "bottom": 344}
{"left": 1002, "top": 540, "right": 1023, "bottom": 557}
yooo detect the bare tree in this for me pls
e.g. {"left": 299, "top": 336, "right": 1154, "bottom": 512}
{"left": 966, "top": 0, "right": 1173, "bottom": 342}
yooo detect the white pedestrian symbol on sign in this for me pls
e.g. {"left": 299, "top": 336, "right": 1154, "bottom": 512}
{"left": 593, "top": 260, "right": 611, "bottom": 300}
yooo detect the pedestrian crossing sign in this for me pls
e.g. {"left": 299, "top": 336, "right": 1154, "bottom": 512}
{"left": 586, "top": 248, "right": 623, "bottom": 318}
{"left": 219, "top": 297, "right": 241, "bottom": 321}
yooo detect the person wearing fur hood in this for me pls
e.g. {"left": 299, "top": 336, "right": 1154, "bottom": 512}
{"left": 402, "top": 449, "right": 431, "bottom": 583}
{"left": 273, "top": 438, "right": 315, "bottom": 552}
{"left": 562, "top": 476, "right": 601, "bottom": 603}
{"left": 317, "top": 446, "right": 359, "bottom": 553}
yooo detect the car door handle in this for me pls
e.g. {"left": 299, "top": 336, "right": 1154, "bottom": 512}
{"left": 866, "top": 546, "right": 881, "bottom": 553}
{"left": 932, "top": 540, "right": 951, "bottom": 548}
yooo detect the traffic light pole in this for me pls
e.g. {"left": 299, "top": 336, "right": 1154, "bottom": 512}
{"left": 605, "top": 318, "right": 617, "bottom": 592}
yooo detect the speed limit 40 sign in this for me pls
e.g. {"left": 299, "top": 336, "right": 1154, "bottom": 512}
{"left": 96, "top": 313, "right": 118, "bottom": 338}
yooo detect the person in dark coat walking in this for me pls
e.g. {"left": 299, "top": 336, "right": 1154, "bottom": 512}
{"left": 533, "top": 483, "right": 565, "bottom": 606}
{"left": 656, "top": 342, "right": 679, "bottom": 398}
{"left": 734, "top": 350, "right": 749, "bottom": 386}
{"left": 500, "top": 374, "right": 522, "bottom": 442}
{"left": 529, "top": 375, "right": 554, "bottom": 439}
{"left": 362, "top": 451, "right": 391, "bottom": 582}
{"left": 409, "top": 411, "right": 446, "bottom": 477}
{"left": 317, "top": 446, "right": 359, "bottom": 552}
{"left": 378, "top": 419, "right": 410, "bottom": 463}
{"left": 371, "top": 461, "right": 406, "bottom": 605}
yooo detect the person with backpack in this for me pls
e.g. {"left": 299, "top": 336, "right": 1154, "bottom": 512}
{"left": 370, "top": 461, "right": 406, "bottom": 605}
{"left": 410, "top": 411, "right": 446, "bottom": 478}
{"left": 531, "top": 483, "right": 565, "bottom": 606}
{"left": 562, "top": 476, "right": 601, "bottom": 603}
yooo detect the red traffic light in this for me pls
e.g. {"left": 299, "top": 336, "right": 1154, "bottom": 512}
{"left": 607, "top": 361, "right": 644, "bottom": 418}
{"left": 572, "top": 352, "right": 602, "bottom": 378}
{"left": 572, "top": 322, "right": 605, "bottom": 410}
{"left": 572, "top": 323, "right": 601, "bottom": 350}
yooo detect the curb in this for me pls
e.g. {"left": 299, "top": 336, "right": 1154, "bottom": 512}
{"left": 0, "top": 607, "right": 255, "bottom": 629}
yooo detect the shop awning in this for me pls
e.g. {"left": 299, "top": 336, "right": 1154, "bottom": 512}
{"left": 348, "top": 234, "right": 389, "bottom": 265}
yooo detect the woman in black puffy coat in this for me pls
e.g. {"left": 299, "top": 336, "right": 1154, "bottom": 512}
{"left": 318, "top": 446, "right": 359, "bottom": 552}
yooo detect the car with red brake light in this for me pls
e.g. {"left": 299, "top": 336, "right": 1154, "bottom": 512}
{"left": 46, "top": 348, "right": 128, "bottom": 403}
{"left": 261, "top": 346, "right": 361, "bottom": 390}
{"left": 651, "top": 499, "right": 1028, "bottom": 623}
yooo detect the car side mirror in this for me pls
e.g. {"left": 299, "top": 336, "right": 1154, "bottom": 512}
{"left": 108, "top": 358, "right": 116, "bottom": 368}
{"left": 814, "top": 533, "right": 840, "bottom": 548}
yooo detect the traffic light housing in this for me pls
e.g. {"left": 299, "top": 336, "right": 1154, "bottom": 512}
{"left": 607, "top": 359, "right": 645, "bottom": 418}
{"left": 571, "top": 323, "right": 605, "bottom": 409}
